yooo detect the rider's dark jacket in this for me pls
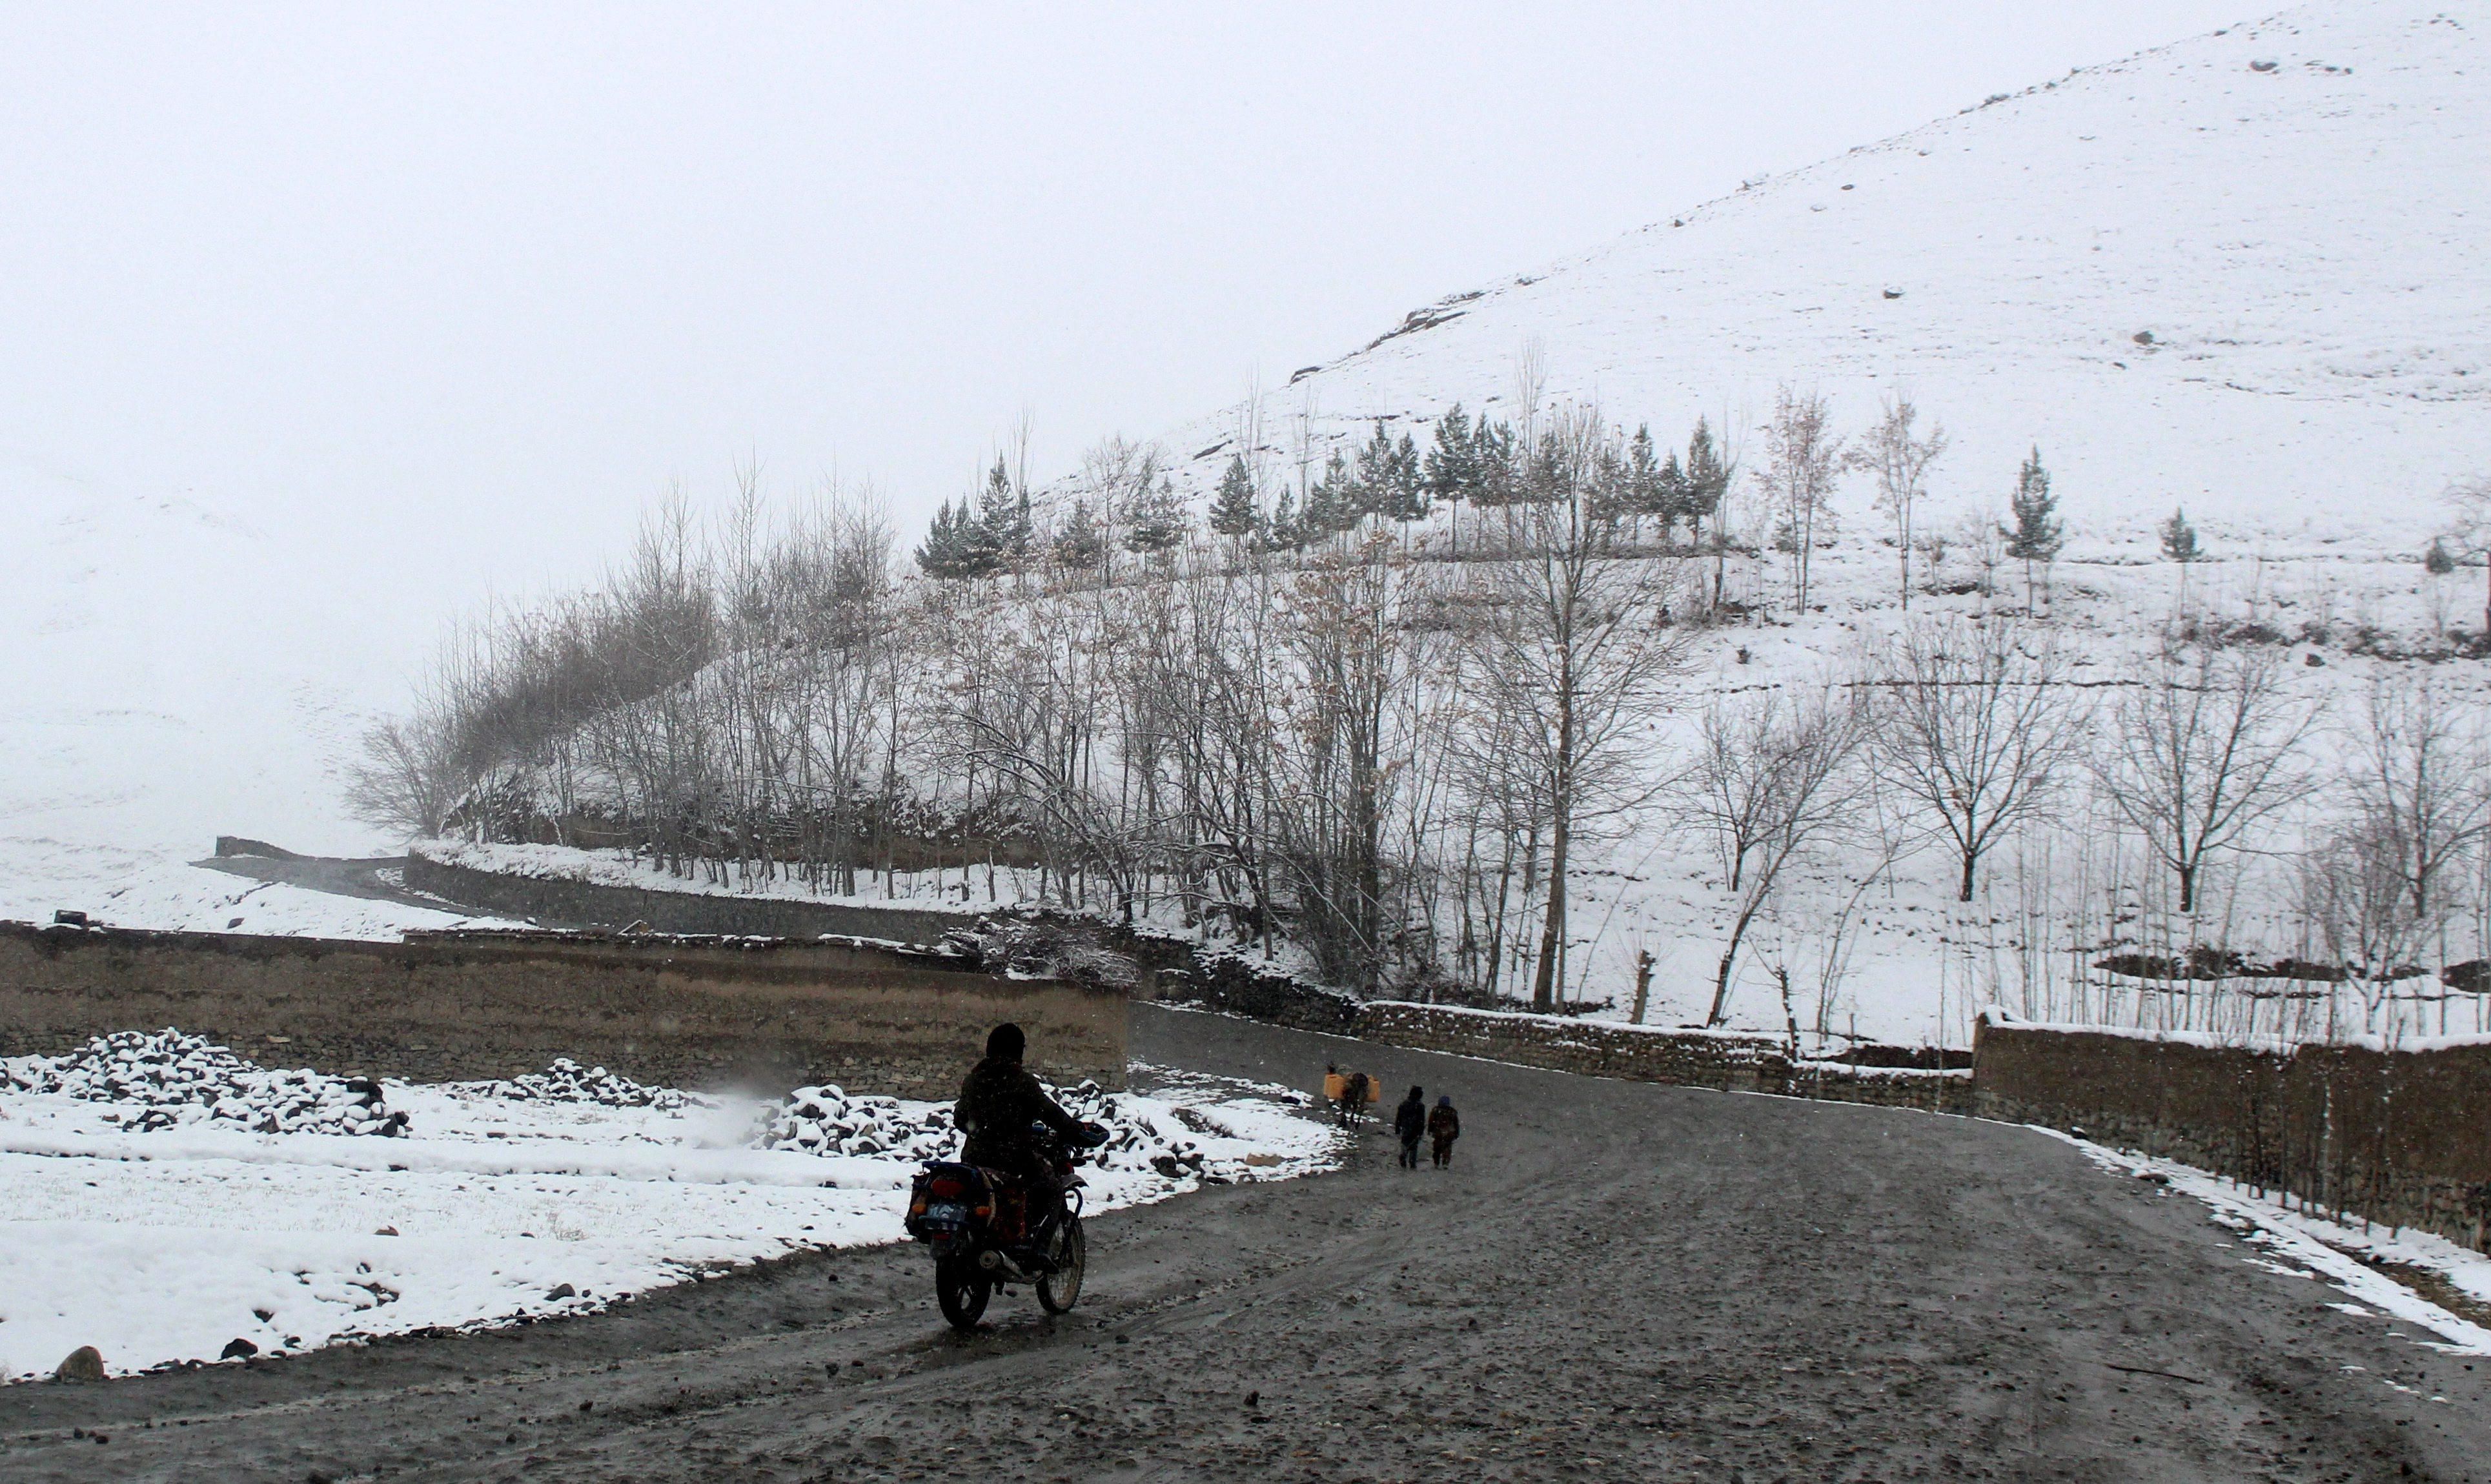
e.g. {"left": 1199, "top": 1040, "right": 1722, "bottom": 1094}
{"left": 956, "top": 1054, "right": 1088, "bottom": 1171}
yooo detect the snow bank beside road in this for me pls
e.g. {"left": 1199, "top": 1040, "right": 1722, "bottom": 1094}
{"left": 2053, "top": 1131, "right": 2491, "bottom": 1356}
{"left": 0, "top": 1052, "right": 1336, "bottom": 1382}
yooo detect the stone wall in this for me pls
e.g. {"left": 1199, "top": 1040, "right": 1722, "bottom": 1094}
{"left": 0, "top": 922, "right": 1122, "bottom": 1098}
{"left": 1349, "top": 1001, "right": 1973, "bottom": 1113}
{"left": 1975, "top": 1017, "right": 2491, "bottom": 1251}
{"left": 403, "top": 855, "right": 973, "bottom": 947}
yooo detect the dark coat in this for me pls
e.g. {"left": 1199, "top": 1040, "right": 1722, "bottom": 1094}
{"left": 956, "top": 1055, "right": 1087, "bottom": 1168}
{"left": 1427, "top": 1104, "right": 1461, "bottom": 1141}
{"left": 1394, "top": 1095, "right": 1427, "bottom": 1141}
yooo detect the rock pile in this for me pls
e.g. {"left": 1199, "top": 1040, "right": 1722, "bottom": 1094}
{"left": 750, "top": 1086, "right": 955, "bottom": 1161}
{"left": 3, "top": 1030, "right": 409, "bottom": 1137}
{"left": 748, "top": 1077, "right": 1217, "bottom": 1182}
{"left": 460, "top": 1059, "right": 688, "bottom": 1110}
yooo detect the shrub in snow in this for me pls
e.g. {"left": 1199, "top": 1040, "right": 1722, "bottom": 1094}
{"left": 4, "top": 1029, "right": 409, "bottom": 1137}
{"left": 459, "top": 1058, "right": 689, "bottom": 1110}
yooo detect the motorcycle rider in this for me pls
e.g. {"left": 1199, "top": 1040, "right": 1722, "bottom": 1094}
{"left": 955, "top": 1022, "right": 1103, "bottom": 1238}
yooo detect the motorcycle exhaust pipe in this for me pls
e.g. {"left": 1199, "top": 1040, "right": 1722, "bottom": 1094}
{"left": 977, "top": 1249, "right": 1033, "bottom": 1283}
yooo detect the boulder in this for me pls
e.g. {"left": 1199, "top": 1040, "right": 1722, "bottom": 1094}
{"left": 219, "top": 1337, "right": 258, "bottom": 1361}
{"left": 54, "top": 1346, "right": 105, "bottom": 1382}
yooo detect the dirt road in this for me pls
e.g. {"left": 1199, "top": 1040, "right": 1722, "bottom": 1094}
{"left": 4, "top": 1006, "right": 2485, "bottom": 1481}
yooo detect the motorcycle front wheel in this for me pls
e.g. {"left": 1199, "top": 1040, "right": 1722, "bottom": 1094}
{"left": 935, "top": 1254, "right": 991, "bottom": 1331}
{"left": 1037, "top": 1212, "right": 1086, "bottom": 1314}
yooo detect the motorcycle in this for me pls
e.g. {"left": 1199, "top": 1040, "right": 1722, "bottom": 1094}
{"left": 904, "top": 1120, "right": 1104, "bottom": 1330}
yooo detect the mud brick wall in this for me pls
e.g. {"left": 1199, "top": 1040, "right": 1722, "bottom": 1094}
{"left": 1975, "top": 1021, "right": 2491, "bottom": 1252}
{"left": 405, "top": 855, "right": 971, "bottom": 948}
{"left": 1350, "top": 1002, "right": 1973, "bottom": 1113}
{"left": 0, "top": 923, "right": 1123, "bottom": 1098}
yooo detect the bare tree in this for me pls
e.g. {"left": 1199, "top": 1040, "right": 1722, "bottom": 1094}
{"left": 1875, "top": 616, "right": 2082, "bottom": 902}
{"left": 343, "top": 713, "right": 460, "bottom": 838}
{"left": 2095, "top": 640, "right": 2319, "bottom": 915}
{"left": 1680, "top": 684, "right": 1866, "bottom": 1025}
{"left": 2344, "top": 675, "right": 2490, "bottom": 921}
{"left": 1851, "top": 394, "right": 1947, "bottom": 611}
{"left": 1756, "top": 387, "right": 1846, "bottom": 611}
{"left": 1475, "top": 408, "right": 1693, "bottom": 1010}
{"left": 2445, "top": 474, "right": 2491, "bottom": 637}
{"left": 2299, "top": 818, "right": 2438, "bottom": 1040}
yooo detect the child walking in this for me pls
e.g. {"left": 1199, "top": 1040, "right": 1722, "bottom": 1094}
{"left": 1426, "top": 1095, "right": 1461, "bottom": 1169}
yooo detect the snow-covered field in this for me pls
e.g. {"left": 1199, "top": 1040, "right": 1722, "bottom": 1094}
{"left": 0, "top": 1033, "right": 1336, "bottom": 1383}
{"left": 0, "top": 837, "right": 516, "bottom": 940}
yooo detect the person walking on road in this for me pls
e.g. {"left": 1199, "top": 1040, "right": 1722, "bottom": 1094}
{"left": 1427, "top": 1095, "right": 1461, "bottom": 1169}
{"left": 1393, "top": 1086, "right": 1427, "bottom": 1168}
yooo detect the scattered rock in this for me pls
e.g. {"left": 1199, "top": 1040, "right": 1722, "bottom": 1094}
{"left": 545, "top": 1284, "right": 576, "bottom": 1301}
{"left": 2133, "top": 330, "right": 2156, "bottom": 345}
{"left": 54, "top": 1346, "right": 105, "bottom": 1382}
{"left": 1883, "top": 288, "right": 1904, "bottom": 300}
{"left": 374, "top": 1226, "right": 399, "bottom": 1237}
{"left": 220, "top": 1338, "right": 259, "bottom": 1361}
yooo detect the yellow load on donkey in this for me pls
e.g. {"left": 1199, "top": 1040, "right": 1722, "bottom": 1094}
{"left": 1323, "top": 1067, "right": 1381, "bottom": 1127}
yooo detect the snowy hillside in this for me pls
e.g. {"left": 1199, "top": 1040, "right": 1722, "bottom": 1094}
{"left": 1145, "top": 0, "right": 2486, "bottom": 554}
{"left": 0, "top": 462, "right": 496, "bottom": 935}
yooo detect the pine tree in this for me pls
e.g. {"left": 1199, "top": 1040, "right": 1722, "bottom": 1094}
{"left": 2159, "top": 507, "right": 2201, "bottom": 564}
{"left": 1352, "top": 422, "right": 1398, "bottom": 519}
{"left": 913, "top": 497, "right": 986, "bottom": 579}
{"left": 1301, "top": 449, "right": 1356, "bottom": 537}
{"left": 1387, "top": 431, "right": 1429, "bottom": 522}
{"left": 2425, "top": 537, "right": 2456, "bottom": 576}
{"left": 1124, "top": 475, "right": 1186, "bottom": 558}
{"left": 2159, "top": 505, "right": 2202, "bottom": 614}
{"left": 975, "top": 454, "right": 1031, "bottom": 571}
{"left": 2002, "top": 445, "right": 2064, "bottom": 615}
{"left": 1656, "top": 451, "right": 1691, "bottom": 546}
{"left": 1685, "top": 418, "right": 1734, "bottom": 607}
{"left": 1209, "top": 454, "right": 1259, "bottom": 542}
{"left": 1052, "top": 501, "right": 1106, "bottom": 571}
{"left": 1472, "top": 419, "right": 1520, "bottom": 506}
{"left": 1622, "top": 425, "right": 1663, "bottom": 545}
{"left": 1265, "top": 487, "right": 1304, "bottom": 552}
{"left": 1425, "top": 405, "right": 1476, "bottom": 504}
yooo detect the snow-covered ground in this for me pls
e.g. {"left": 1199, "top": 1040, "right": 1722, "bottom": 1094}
{"left": 0, "top": 837, "right": 516, "bottom": 939}
{"left": 0, "top": 1033, "right": 1336, "bottom": 1383}
{"left": 2056, "top": 1130, "right": 2491, "bottom": 1357}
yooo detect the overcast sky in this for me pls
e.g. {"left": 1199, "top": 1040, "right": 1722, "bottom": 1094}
{"left": 3, "top": 1, "right": 2250, "bottom": 607}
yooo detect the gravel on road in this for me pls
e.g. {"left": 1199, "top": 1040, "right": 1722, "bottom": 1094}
{"left": 3, "top": 1004, "right": 2485, "bottom": 1481}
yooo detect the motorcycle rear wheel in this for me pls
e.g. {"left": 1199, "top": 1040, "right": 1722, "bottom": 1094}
{"left": 935, "top": 1255, "right": 991, "bottom": 1330}
{"left": 1037, "top": 1213, "right": 1086, "bottom": 1314}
